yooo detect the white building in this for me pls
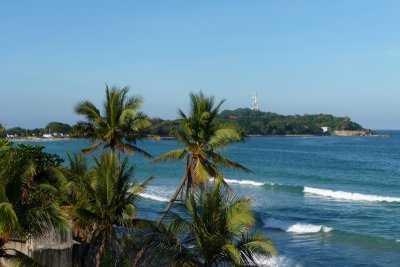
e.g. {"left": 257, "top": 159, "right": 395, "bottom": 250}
{"left": 321, "top": 126, "right": 332, "bottom": 133}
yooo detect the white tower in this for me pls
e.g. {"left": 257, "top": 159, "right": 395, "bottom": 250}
{"left": 252, "top": 91, "right": 259, "bottom": 111}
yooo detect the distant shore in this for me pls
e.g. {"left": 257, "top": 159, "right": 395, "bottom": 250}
{"left": 8, "top": 137, "right": 72, "bottom": 142}
{"left": 7, "top": 131, "right": 388, "bottom": 143}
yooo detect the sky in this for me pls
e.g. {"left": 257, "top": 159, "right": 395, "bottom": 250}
{"left": 1, "top": 1, "right": 399, "bottom": 129}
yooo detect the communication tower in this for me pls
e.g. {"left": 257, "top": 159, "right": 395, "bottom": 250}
{"left": 252, "top": 91, "right": 259, "bottom": 111}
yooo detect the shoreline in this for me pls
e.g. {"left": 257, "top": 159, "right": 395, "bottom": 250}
{"left": 8, "top": 137, "right": 72, "bottom": 142}
{"left": 7, "top": 134, "right": 389, "bottom": 143}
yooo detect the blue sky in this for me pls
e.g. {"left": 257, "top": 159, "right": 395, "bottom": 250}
{"left": 1, "top": 1, "right": 399, "bottom": 129}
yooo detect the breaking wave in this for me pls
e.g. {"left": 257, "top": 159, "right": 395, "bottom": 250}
{"left": 259, "top": 181, "right": 400, "bottom": 203}
{"left": 139, "top": 193, "right": 169, "bottom": 202}
{"left": 303, "top": 187, "right": 400, "bottom": 203}
{"left": 263, "top": 218, "right": 333, "bottom": 234}
{"left": 225, "top": 178, "right": 265, "bottom": 186}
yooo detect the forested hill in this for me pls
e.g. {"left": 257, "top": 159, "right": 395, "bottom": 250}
{"left": 2, "top": 109, "right": 365, "bottom": 138}
{"left": 218, "top": 108, "right": 363, "bottom": 135}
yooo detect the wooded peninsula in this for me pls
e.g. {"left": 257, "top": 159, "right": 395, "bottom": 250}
{"left": 1, "top": 108, "right": 371, "bottom": 139}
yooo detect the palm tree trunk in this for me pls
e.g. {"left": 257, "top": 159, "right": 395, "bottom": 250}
{"left": 157, "top": 168, "right": 189, "bottom": 225}
{"left": 157, "top": 157, "right": 191, "bottom": 225}
{"left": 95, "top": 238, "right": 106, "bottom": 267}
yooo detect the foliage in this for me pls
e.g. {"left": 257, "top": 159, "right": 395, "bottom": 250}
{"left": 65, "top": 151, "right": 151, "bottom": 266}
{"left": 139, "top": 184, "right": 276, "bottom": 266}
{"left": 0, "top": 143, "right": 69, "bottom": 265}
{"left": 0, "top": 123, "right": 5, "bottom": 138}
{"left": 155, "top": 92, "right": 249, "bottom": 223}
{"left": 73, "top": 85, "right": 151, "bottom": 156}
{"left": 144, "top": 118, "right": 177, "bottom": 136}
{"left": 219, "top": 108, "right": 363, "bottom": 135}
{"left": 45, "top": 121, "right": 72, "bottom": 134}
{"left": 137, "top": 108, "right": 366, "bottom": 137}
{"left": 5, "top": 126, "right": 71, "bottom": 138}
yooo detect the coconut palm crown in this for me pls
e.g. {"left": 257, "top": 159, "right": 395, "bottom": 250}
{"left": 140, "top": 184, "right": 276, "bottom": 266}
{"left": 74, "top": 85, "right": 151, "bottom": 156}
{"left": 155, "top": 91, "right": 249, "bottom": 223}
{"left": 0, "top": 142, "right": 69, "bottom": 266}
{"left": 70, "top": 151, "right": 151, "bottom": 267}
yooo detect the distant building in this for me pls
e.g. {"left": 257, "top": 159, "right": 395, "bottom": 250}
{"left": 321, "top": 127, "right": 332, "bottom": 133}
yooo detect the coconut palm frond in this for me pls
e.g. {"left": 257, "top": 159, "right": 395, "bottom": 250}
{"left": 208, "top": 127, "right": 242, "bottom": 150}
{"left": 0, "top": 202, "right": 19, "bottom": 234}
{"left": 222, "top": 243, "right": 242, "bottom": 265}
{"left": 2, "top": 249, "right": 43, "bottom": 267}
{"left": 208, "top": 151, "right": 251, "bottom": 173}
{"left": 81, "top": 142, "right": 102, "bottom": 154}
{"left": 237, "top": 230, "right": 276, "bottom": 265}
{"left": 122, "top": 143, "right": 153, "bottom": 158}
{"left": 154, "top": 149, "right": 187, "bottom": 163}
{"left": 74, "top": 85, "right": 151, "bottom": 155}
{"left": 74, "top": 100, "right": 101, "bottom": 122}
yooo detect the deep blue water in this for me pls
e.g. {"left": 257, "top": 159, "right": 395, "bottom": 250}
{"left": 22, "top": 130, "right": 400, "bottom": 266}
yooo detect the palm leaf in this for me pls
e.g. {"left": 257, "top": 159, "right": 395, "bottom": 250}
{"left": 81, "top": 142, "right": 102, "bottom": 154}
{"left": 0, "top": 202, "right": 19, "bottom": 234}
{"left": 208, "top": 151, "right": 251, "bottom": 172}
{"left": 2, "top": 249, "right": 43, "bottom": 267}
{"left": 154, "top": 149, "right": 187, "bottom": 162}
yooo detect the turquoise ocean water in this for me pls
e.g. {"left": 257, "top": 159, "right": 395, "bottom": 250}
{"left": 22, "top": 130, "right": 400, "bottom": 266}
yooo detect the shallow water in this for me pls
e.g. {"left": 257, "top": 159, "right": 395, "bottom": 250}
{"left": 22, "top": 130, "right": 400, "bottom": 266}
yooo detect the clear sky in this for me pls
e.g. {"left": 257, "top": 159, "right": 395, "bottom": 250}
{"left": 1, "top": 1, "right": 399, "bottom": 129}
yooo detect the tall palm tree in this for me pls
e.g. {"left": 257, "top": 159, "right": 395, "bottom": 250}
{"left": 155, "top": 92, "right": 249, "bottom": 223}
{"left": 0, "top": 143, "right": 69, "bottom": 266}
{"left": 74, "top": 85, "right": 151, "bottom": 157}
{"left": 70, "top": 151, "right": 151, "bottom": 267}
{"left": 139, "top": 184, "right": 276, "bottom": 266}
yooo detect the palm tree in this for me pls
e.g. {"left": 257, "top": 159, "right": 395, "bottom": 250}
{"left": 155, "top": 92, "right": 249, "bottom": 223}
{"left": 70, "top": 151, "right": 151, "bottom": 267}
{"left": 74, "top": 85, "right": 151, "bottom": 157}
{"left": 140, "top": 183, "right": 276, "bottom": 266}
{"left": 0, "top": 143, "right": 69, "bottom": 266}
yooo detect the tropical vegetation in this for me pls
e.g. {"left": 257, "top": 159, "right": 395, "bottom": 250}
{"left": 0, "top": 141, "right": 69, "bottom": 266}
{"left": 59, "top": 151, "right": 151, "bottom": 267}
{"left": 145, "top": 108, "right": 364, "bottom": 136}
{"left": 73, "top": 85, "right": 151, "bottom": 156}
{"left": 0, "top": 88, "right": 276, "bottom": 267}
{"left": 139, "top": 184, "right": 276, "bottom": 266}
{"left": 155, "top": 92, "right": 249, "bottom": 223}
{"left": 219, "top": 108, "right": 363, "bottom": 135}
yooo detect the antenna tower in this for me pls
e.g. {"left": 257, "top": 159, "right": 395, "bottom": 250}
{"left": 252, "top": 91, "right": 259, "bottom": 111}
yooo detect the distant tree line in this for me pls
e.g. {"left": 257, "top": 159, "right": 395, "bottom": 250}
{"left": 1, "top": 108, "right": 364, "bottom": 139}
{"left": 3, "top": 122, "right": 72, "bottom": 137}
{"left": 142, "top": 108, "right": 364, "bottom": 136}
{"left": 218, "top": 108, "right": 363, "bottom": 135}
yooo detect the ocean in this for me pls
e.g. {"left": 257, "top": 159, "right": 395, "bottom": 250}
{"left": 21, "top": 130, "right": 400, "bottom": 267}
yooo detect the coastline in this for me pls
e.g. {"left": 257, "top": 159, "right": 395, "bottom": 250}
{"left": 8, "top": 137, "right": 72, "bottom": 142}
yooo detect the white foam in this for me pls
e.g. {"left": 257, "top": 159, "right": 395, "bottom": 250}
{"left": 253, "top": 254, "right": 304, "bottom": 267}
{"left": 137, "top": 185, "right": 175, "bottom": 203}
{"left": 139, "top": 193, "right": 169, "bottom": 202}
{"left": 304, "top": 187, "right": 400, "bottom": 203}
{"left": 287, "top": 224, "right": 333, "bottom": 234}
{"left": 264, "top": 218, "right": 333, "bottom": 234}
{"left": 225, "top": 178, "right": 265, "bottom": 186}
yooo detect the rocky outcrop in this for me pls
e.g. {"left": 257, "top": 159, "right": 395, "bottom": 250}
{"left": 333, "top": 129, "right": 376, "bottom": 136}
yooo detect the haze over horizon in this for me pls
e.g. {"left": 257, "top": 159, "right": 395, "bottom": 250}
{"left": 1, "top": 1, "right": 399, "bottom": 130}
